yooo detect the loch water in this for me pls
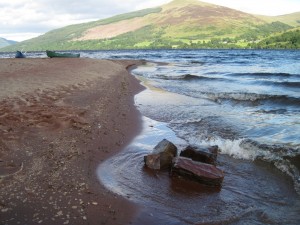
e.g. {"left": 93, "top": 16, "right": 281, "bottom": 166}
{"left": 95, "top": 49, "right": 300, "bottom": 225}
{"left": 2, "top": 49, "right": 300, "bottom": 224}
{"left": 130, "top": 49, "right": 300, "bottom": 189}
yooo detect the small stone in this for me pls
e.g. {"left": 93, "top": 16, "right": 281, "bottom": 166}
{"left": 92, "top": 202, "right": 98, "bottom": 205}
{"left": 83, "top": 216, "right": 87, "bottom": 220}
{"left": 1, "top": 208, "right": 9, "bottom": 212}
{"left": 71, "top": 206, "right": 77, "bottom": 209}
{"left": 63, "top": 220, "right": 69, "bottom": 224}
{"left": 57, "top": 211, "right": 63, "bottom": 216}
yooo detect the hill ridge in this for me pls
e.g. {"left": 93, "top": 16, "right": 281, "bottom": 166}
{"left": 0, "top": 37, "right": 17, "bottom": 48}
{"left": 1, "top": 0, "right": 299, "bottom": 51}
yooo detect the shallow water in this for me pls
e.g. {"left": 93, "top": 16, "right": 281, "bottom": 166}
{"left": 98, "top": 87, "right": 300, "bottom": 225}
{"left": 129, "top": 50, "right": 300, "bottom": 195}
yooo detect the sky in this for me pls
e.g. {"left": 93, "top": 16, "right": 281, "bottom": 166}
{"left": 1, "top": 0, "right": 300, "bottom": 42}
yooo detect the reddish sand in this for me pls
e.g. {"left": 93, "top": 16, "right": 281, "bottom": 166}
{"left": 0, "top": 58, "right": 145, "bottom": 225}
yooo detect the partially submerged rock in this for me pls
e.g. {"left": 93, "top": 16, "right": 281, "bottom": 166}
{"left": 144, "top": 140, "right": 224, "bottom": 186}
{"left": 144, "top": 154, "right": 161, "bottom": 170}
{"left": 180, "top": 145, "right": 218, "bottom": 165}
{"left": 171, "top": 157, "right": 224, "bottom": 186}
{"left": 144, "top": 139, "right": 177, "bottom": 170}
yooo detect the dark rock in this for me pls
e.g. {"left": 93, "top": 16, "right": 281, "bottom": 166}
{"left": 153, "top": 139, "right": 177, "bottom": 156}
{"left": 180, "top": 145, "right": 218, "bottom": 165}
{"left": 171, "top": 157, "right": 224, "bottom": 186}
{"left": 144, "top": 139, "right": 178, "bottom": 170}
{"left": 144, "top": 154, "right": 161, "bottom": 170}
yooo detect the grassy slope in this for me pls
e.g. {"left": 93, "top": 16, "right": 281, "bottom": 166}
{"left": 1, "top": 0, "right": 299, "bottom": 51}
{"left": 257, "top": 12, "right": 300, "bottom": 27}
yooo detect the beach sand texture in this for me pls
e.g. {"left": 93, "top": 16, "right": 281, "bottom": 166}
{"left": 0, "top": 58, "right": 144, "bottom": 225}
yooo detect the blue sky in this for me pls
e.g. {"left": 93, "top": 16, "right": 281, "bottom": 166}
{"left": 1, "top": 0, "right": 300, "bottom": 41}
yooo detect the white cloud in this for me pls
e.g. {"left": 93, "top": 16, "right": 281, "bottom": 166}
{"left": 0, "top": 0, "right": 299, "bottom": 41}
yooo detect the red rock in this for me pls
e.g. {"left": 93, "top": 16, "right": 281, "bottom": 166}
{"left": 171, "top": 157, "right": 224, "bottom": 186}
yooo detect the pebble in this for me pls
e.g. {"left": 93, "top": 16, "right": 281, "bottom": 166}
{"left": 92, "top": 202, "right": 98, "bottom": 205}
{"left": 83, "top": 216, "right": 87, "bottom": 220}
{"left": 1, "top": 208, "right": 9, "bottom": 212}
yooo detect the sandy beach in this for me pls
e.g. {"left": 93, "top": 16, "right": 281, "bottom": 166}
{"left": 0, "top": 58, "right": 144, "bottom": 225}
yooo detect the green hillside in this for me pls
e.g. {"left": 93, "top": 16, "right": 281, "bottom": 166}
{"left": 249, "top": 29, "right": 300, "bottom": 49}
{"left": 257, "top": 12, "right": 300, "bottom": 27}
{"left": 1, "top": 0, "right": 300, "bottom": 51}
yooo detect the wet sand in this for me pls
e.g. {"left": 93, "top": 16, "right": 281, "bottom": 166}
{"left": 0, "top": 58, "right": 144, "bottom": 225}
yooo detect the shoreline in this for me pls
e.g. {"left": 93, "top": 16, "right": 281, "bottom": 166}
{"left": 0, "top": 58, "right": 145, "bottom": 224}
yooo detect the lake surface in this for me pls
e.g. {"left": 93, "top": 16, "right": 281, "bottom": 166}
{"left": 2, "top": 49, "right": 300, "bottom": 224}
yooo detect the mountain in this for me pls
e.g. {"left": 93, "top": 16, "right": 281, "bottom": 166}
{"left": 0, "top": 37, "right": 17, "bottom": 48}
{"left": 257, "top": 12, "right": 300, "bottom": 27}
{"left": 1, "top": 0, "right": 299, "bottom": 51}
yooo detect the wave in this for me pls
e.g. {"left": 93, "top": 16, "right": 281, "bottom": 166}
{"left": 156, "top": 74, "right": 224, "bottom": 81}
{"left": 228, "top": 72, "right": 297, "bottom": 79}
{"left": 190, "top": 60, "right": 205, "bottom": 65}
{"left": 255, "top": 109, "right": 287, "bottom": 114}
{"left": 195, "top": 137, "right": 300, "bottom": 195}
{"left": 259, "top": 81, "right": 300, "bottom": 89}
{"left": 203, "top": 92, "right": 300, "bottom": 107}
{"left": 278, "top": 81, "right": 300, "bottom": 88}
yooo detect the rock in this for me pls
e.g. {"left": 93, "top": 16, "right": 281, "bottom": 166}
{"left": 171, "top": 157, "right": 224, "bottom": 186}
{"left": 144, "top": 139, "right": 178, "bottom": 170}
{"left": 144, "top": 154, "right": 161, "bottom": 170}
{"left": 180, "top": 145, "right": 218, "bottom": 165}
{"left": 153, "top": 139, "right": 177, "bottom": 156}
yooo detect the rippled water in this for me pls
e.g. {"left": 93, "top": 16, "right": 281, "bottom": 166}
{"left": 98, "top": 114, "right": 300, "bottom": 225}
{"left": 129, "top": 50, "right": 300, "bottom": 194}
{"left": 2, "top": 49, "right": 300, "bottom": 224}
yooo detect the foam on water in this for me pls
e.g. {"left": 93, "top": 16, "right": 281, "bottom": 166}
{"left": 195, "top": 138, "right": 256, "bottom": 160}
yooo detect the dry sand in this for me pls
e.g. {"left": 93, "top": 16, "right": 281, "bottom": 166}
{"left": 0, "top": 58, "right": 145, "bottom": 225}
